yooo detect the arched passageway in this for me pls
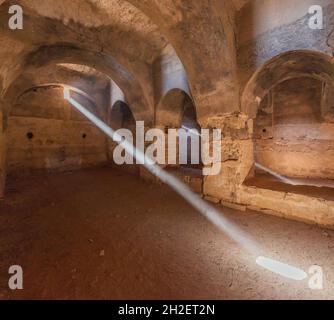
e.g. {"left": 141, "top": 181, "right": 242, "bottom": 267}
{"left": 108, "top": 100, "right": 139, "bottom": 176}
{"left": 180, "top": 94, "right": 202, "bottom": 170}
{"left": 6, "top": 84, "right": 107, "bottom": 176}
{"left": 156, "top": 89, "right": 202, "bottom": 170}
{"left": 243, "top": 51, "right": 334, "bottom": 190}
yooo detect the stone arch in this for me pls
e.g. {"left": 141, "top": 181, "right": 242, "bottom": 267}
{"left": 7, "top": 66, "right": 108, "bottom": 105}
{"left": 156, "top": 88, "right": 201, "bottom": 169}
{"left": 242, "top": 51, "right": 334, "bottom": 181}
{"left": 126, "top": 0, "right": 239, "bottom": 119}
{"left": 108, "top": 100, "right": 138, "bottom": 175}
{"left": 156, "top": 89, "right": 197, "bottom": 129}
{"left": 11, "top": 83, "right": 102, "bottom": 125}
{"left": 0, "top": 0, "right": 238, "bottom": 123}
{"left": 241, "top": 50, "right": 334, "bottom": 119}
{"left": 153, "top": 44, "right": 191, "bottom": 107}
{"left": 109, "top": 100, "right": 136, "bottom": 131}
{"left": 3, "top": 45, "right": 154, "bottom": 125}
{"left": 6, "top": 83, "right": 109, "bottom": 175}
{"left": 0, "top": 0, "right": 160, "bottom": 113}
{"left": 18, "top": 84, "right": 97, "bottom": 108}
{"left": 1, "top": 65, "right": 111, "bottom": 132}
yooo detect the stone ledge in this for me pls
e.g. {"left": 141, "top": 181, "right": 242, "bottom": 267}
{"left": 221, "top": 200, "right": 247, "bottom": 212}
{"left": 238, "top": 185, "right": 334, "bottom": 229}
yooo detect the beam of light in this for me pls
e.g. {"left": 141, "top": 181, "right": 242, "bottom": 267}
{"left": 64, "top": 87, "right": 260, "bottom": 255}
{"left": 65, "top": 87, "right": 316, "bottom": 282}
{"left": 255, "top": 163, "right": 297, "bottom": 185}
{"left": 256, "top": 256, "right": 308, "bottom": 281}
{"left": 181, "top": 125, "right": 201, "bottom": 137}
{"left": 256, "top": 163, "right": 334, "bottom": 188}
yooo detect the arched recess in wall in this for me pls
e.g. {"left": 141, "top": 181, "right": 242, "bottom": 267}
{"left": 156, "top": 89, "right": 197, "bottom": 129}
{"left": 0, "top": 0, "right": 159, "bottom": 116}
{"left": 1, "top": 64, "right": 112, "bottom": 130}
{"left": 242, "top": 50, "right": 334, "bottom": 182}
{"left": 126, "top": 0, "right": 239, "bottom": 117}
{"left": 108, "top": 100, "right": 139, "bottom": 175}
{"left": 241, "top": 50, "right": 334, "bottom": 119}
{"left": 0, "top": 0, "right": 239, "bottom": 131}
{"left": 6, "top": 84, "right": 109, "bottom": 175}
{"left": 109, "top": 100, "right": 136, "bottom": 131}
{"left": 156, "top": 89, "right": 202, "bottom": 169}
{"left": 16, "top": 83, "right": 102, "bottom": 120}
{"left": 3, "top": 46, "right": 154, "bottom": 126}
{"left": 153, "top": 44, "right": 191, "bottom": 109}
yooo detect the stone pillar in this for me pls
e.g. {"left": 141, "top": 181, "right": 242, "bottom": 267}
{"left": 201, "top": 113, "right": 254, "bottom": 207}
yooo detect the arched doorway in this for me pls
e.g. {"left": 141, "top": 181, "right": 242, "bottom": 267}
{"left": 156, "top": 89, "right": 202, "bottom": 170}
{"left": 109, "top": 100, "right": 139, "bottom": 176}
{"left": 7, "top": 84, "right": 107, "bottom": 176}
{"left": 180, "top": 93, "right": 202, "bottom": 170}
{"left": 242, "top": 50, "right": 334, "bottom": 191}
{"left": 156, "top": 89, "right": 203, "bottom": 193}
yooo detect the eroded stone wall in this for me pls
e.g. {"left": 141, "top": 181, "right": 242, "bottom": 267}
{"left": 202, "top": 113, "right": 254, "bottom": 204}
{"left": 237, "top": 0, "right": 333, "bottom": 88}
{"left": 201, "top": 113, "right": 334, "bottom": 229}
{"left": 7, "top": 86, "right": 108, "bottom": 175}
{"left": 255, "top": 78, "right": 334, "bottom": 179}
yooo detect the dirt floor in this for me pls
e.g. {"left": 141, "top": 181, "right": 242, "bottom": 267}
{"left": 0, "top": 167, "right": 333, "bottom": 300}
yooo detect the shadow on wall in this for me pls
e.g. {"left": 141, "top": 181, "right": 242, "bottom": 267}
{"left": 108, "top": 100, "right": 139, "bottom": 176}
{"left": 181, "top": 95, "right": 203, "bottom": 170}
{"left": 156, "top": 88, "right": 202, "bottom": 171}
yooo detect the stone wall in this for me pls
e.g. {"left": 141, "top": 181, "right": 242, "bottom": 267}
{"left": 200, "top": 113, "right": 334, "bottom": 229}
{"left": 236, "top": 0, "right": 333, "bottom": 88}
{"left": 202, "top": 113, "right": 254, "bottom": 204}
{"left": 255, "top": 78, "right": 334, "bottom": 179}
{"left": 7, "top": 86, "right": 108, "bottom": 175}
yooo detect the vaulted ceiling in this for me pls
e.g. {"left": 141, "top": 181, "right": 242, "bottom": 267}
{"left": 0, "top": 0, "right": 244, "bottom": 124}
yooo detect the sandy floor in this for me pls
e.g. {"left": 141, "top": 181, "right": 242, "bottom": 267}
{"left": 0, "top": 167, "right": 333, "bottom": 300}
